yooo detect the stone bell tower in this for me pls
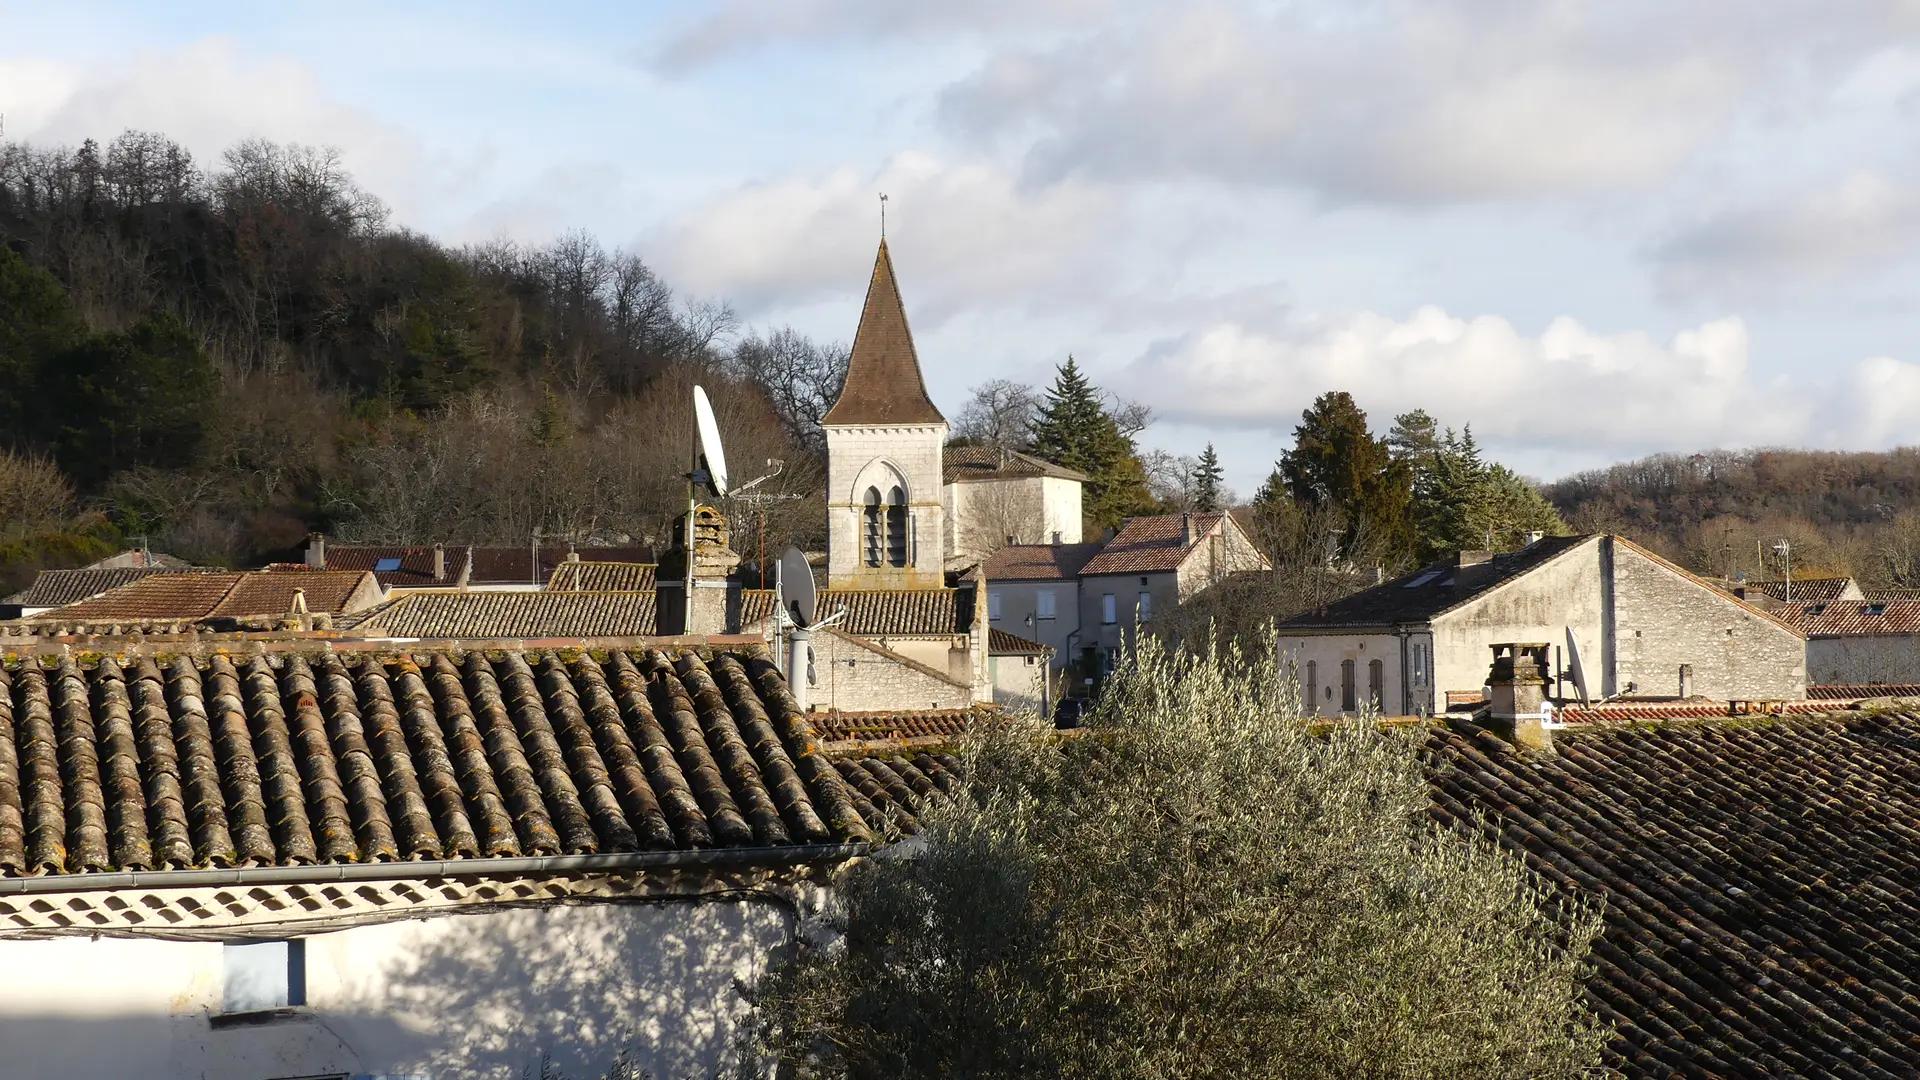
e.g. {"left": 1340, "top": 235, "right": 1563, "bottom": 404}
{"left": 822, "top": 240, "right": 947, "bottom": 589}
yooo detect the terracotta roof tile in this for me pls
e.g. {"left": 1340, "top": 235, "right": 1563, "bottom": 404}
{"left": 1742, "top": 576, "right": 1859, "bottom": 603}
{"left": 1808, "top": 683, "right": 1920, "bottom": 700}
{"left": 813, "top": 707, "right": 984, "bottom": 742}
{"left": 545, "top": 561, "right": 657, "bottom": 593}
{"left": 942, "top": 445, "right": 1087, "bottom": 484}
{"left": 4, "top": 567, "right": 223, "bottom": 608}
{"left": 818, "top": 589, "right": 964, "bottom": 636}
{"left": 821, "top": 240, "right": 944, "bottom": 426}
{"left": 0, "top": 644, "right": 970, "bottom": 880}
{"left": 322, "top": 545, "right": 656, "bottom": 588}
{"left": 983, "top": 543, "right": 1103, "bottom": 581}
{"left": 988, "top": 628, "right": 1050, "bottom": 655}
{"left": 1430, "top": 712, "right": 1920, "bottom": 1078}
{"left": 343, "top": 591, "right": 658, "bottom": 638}
{"left": 1080, "top": 512, "right": 1229, "bottom": 576}
{"left": 1778, "top": 598, "right": 1920, "bottom": 635}
{"left": 29, "top": 570, "right": 377, "bottom": 625}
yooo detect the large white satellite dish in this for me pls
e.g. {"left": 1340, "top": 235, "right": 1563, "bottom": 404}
{"left": 693, "top": 385, "right": 729, "bottom": 496}
{"left": 1564, "top": 626, "right": 1592, "bottom": 705}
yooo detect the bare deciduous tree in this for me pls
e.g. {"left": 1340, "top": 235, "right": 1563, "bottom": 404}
{"left": 952, "top": 379, "right": 1039, "bottom": 449}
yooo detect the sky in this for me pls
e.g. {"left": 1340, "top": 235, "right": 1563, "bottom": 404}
{"left": 7, "top": 1, "right": 1920, "bottom": 495}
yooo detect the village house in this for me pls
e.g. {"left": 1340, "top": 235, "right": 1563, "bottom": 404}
{"left": 304, "top": 538, "right": 656, "bottom": 592}
{"left": 1777, "top": 597, "right": 1920, "bottom": 688}
{"left": 3, "top": 569, "right": 384, "bottom": 638}
{"left": 1072, "top": 511, "right": 1269, "bottom": 676}
{"left": 941, "top": 445, "right": 1086, "bottom": 567}
{"left": 1279, "top": 534, "right": 1806, "bottom": 717}
{"left": 0, "top": 636, "right": 949, "bottom": 1079}
{"left": 1443, "top": 643, "right": 1920, "bottom": 1078}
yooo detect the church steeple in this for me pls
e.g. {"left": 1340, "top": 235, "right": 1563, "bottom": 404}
{"left": 823, "top": 240, "right": 945, "bottom": 426}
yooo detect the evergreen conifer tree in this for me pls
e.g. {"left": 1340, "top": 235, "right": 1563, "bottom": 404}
{"left": 1031, "top": 357, "right": 1154, "bottom": 531}
{"left": 1277, "top": 392, "right": 1412, "bottom": 560}
{"left": 1191, "top": 443, "right": 1225, "bottom": 512}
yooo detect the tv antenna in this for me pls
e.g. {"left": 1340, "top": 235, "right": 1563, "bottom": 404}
{"left": 774, "top": 544, "right": 846, "bottom": 711}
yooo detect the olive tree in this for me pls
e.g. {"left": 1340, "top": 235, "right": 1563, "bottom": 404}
{"left": 742, "top": 637, "right": 1609, "bottom": 1079}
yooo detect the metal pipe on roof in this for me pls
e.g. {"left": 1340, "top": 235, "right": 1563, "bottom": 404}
{"left": 0, "top": 844, "right": 870, "bottom": 897}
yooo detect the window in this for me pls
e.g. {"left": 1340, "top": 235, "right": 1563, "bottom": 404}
{"left": 373, "top": 557, "right": 402, "bottom": 573}
{"left": 886, "top": 486, "right": 908, "bottom": 568}
{"left": 1402, "top": 571, "right": 1443, "bottom": 589}
{"left": 224, "top": 940, "right": 305, "bottom": 1013}
{"left": 862, "top": 487, "right": 883, "bottom": 567}
{"left": 1369, "top": 658, "right": 1384, "bottom": 710}
{"left": 1036, "top": 588, "right": 1056, "bottom": 620}
{"left": 1137, "top": 591, "right": 1152, "bottom": 622}
{"left": 1102, "top": 593, "right": 1117, "bottom": 625}
{"left": 1304, "top": 660, "right": 1317, "bottom": 713}
{"left": 1341, "top": 659, "right": 1356, "bottom": 713}
{"left": 988, "top": 590, "right": 1003, "bottom": 621}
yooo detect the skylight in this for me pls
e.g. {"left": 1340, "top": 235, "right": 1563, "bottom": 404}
{"left": 374, "top": 557, "right": 403, "bottom": 572}
{"left": 1402, "top": 571, "right": 1443, "bottom": 589}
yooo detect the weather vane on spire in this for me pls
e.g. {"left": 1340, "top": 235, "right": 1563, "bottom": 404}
{"left": 879, "top": 192, "right": 888, "bottom": 239}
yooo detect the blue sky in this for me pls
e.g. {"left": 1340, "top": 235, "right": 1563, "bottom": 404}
{"left": 9, "top": 1, "right": 1920, "bottom": 495}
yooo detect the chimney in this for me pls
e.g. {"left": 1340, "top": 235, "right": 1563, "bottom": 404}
{"left": 1374, "top": 565, "right": 1384, "bottom": 585}
{"left": 305, "top": 533, "right": 326, "bottom": 570}
{"left": 1051, "top": 530, "right": 1062, "bottom": 546}
{"left": 1182, "top": 512, "right": 1194, "bottom": 547}
{"left": 1485, "top": 642, "right": 1553, "bottom": 751}
{"left": 1524, "top": 530, "right": 1544, "bottom": 546}
{"left": 432, "top": 544, "right": 446, "bottom": 582}
{"left": 1456, "top": 550, "right": 1494, "bottom": 568}
{"left": 1678, "top": 663, "right": 1694, "bottom": 700}
{"left": 458, "top": 547, "right": 473, "bottom": 590}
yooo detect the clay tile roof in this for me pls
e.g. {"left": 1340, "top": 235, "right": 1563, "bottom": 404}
{"left": 0, "top": 644, "right": 964, "bottom": 880}
{"left": 1777, "top": 598, "right": 1920, "bottom": 635}
{"left": 813, "top": 707, "right": 985, "bottom": 743}
{"left": 210, "top": 571, "right": 378, "bottom": 619}
{"left": 988, "top": 628, "right": 1050, "bottom": 655}
{"left": 1808, "top": 683, "right": 1920, "bottom": 700}
{"left": 1429, "top": 712, "right": 1920, "bottom": 1078}
{"left": 342, "top": 590, "right": 657, "bottom": 638}
{"left": 818, "top": 588, "right": 964, "bottom": 636}
{"left": 942, "top": 444, "right": 1088, "bottom": 484}
{"left": 1279, "top": 535, "right": 1591, "bottom": 629}
{"left": 321, "top": 544, "right": 656, "bottom": 588}
{"left": 1744, "top": 576, "right": 1859, "bottom": 603}
{"left": 4, "top": 566, "right": 220, "bottom": 608}
{"left": 821, "top": 240, "right": 945, "bottom": 426}
{"left": 1080, "top": 512, "right": 1230, "bottom": 577}
{"left": 545, "top": 561, "right": 657, "bottom": 593}
{"left": 983, "top": 543, "right": 1104, "bottom": 581}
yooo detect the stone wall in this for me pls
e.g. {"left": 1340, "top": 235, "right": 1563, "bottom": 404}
{"left": 805, "top": 629, "right": 975, "bottom": 712}
{"left": 1807, "top": 635, "right": 1920, "bottom": 685}
{"left": 825, "top": 424, "right": 947, "bottom": 588}
{"left": 1612, "top": 542, "right": 1806, "bottom": 699}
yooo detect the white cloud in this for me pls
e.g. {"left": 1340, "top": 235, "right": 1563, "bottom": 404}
{"left": 1651, "top": 170, "right": 1920, "bottom": 300}
{"left": 0, "top": 39, "right": 458, "bottom": 232}
{"left": 1112, "top": 307, "right": 1838, "bottom": 463}
{"left": 936, "top": 0, "right": 1918, "bottom": 204}
{"left": 646, "top": 151, "right": 1126, "bottom": 319}
{"left": 650, "top": 0, "right": 1108, "bottom": 72}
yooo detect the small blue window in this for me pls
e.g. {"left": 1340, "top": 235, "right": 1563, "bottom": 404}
{"left": 374, "top": 557, "right": 403, "bottom": 572}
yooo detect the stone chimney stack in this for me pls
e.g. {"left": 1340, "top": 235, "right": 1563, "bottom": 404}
{"left": 305, "top": 533, "right": 326, "bottom": 570}
{"left": 432, "top": 544, "right": 446, "bottom": 582}
{"left": 1486, "top": 642, "right": 1553, "bottom": 752}
{"left": 1679, "top": 663, "right": 1694, "bottom": 699}
{"left": 1182, "top": 512, "right": 1195, "bottom": 547}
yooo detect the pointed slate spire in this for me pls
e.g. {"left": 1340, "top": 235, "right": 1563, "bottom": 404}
{"left": 822, "top": 240, "right": 946, "bottom": 426}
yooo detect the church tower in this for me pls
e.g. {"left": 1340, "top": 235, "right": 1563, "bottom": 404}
{"left": 823, "top": 240, "right": 948, "bottom": 589}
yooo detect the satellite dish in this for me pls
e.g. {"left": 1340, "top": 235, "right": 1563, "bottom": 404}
{"left": 1564, "top": 626, "right": 1592, "bottom": 705}
{"left": 778, "top": 546, "right": 816, "bottom": 628}
{"left": 693, "top": 385, "right": 729, "bottom": 496}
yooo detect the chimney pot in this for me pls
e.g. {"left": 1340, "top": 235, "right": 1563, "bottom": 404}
{"left": 1051, "top": 530, "right": 1062, "bottom": 546}
{"left": 433, "top": 544, "right": 446, "bottom": 582}
{"left": 1524, "top": 530, "right": 1543, "bottom": 546}
{"left": 1485, "top": 642, "right": 1553, "bottom": 751}
{"left": 1182, "top": 512, "right": 1194, "bottom": 546}
{"left": 1374, "top": 565, "right": 1384, "bottom": 585}
{"left": 305, "top": 533, "right": 326, "bottom": 570}
{"left": 1679, "top": 663, "right": 1694, "bottom": 700}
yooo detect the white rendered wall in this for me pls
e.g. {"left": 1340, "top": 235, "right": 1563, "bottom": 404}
{"left": 0, "top": 897, "right": 795, "bottom": 1080}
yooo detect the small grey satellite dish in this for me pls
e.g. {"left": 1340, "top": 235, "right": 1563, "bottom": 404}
{"left": 778, "top": 546, "right": 816, "bottom": 628}
{"left": 1564, "top": 626, "right": 1592, "bottom": 705}
{"left": 692, "top": 385, "right": 729, "bottom": 496}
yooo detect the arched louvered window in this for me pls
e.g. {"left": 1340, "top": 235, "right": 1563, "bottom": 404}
{"left": 863, "top": 487, "right": 883, "bottom": 567}
{"left": 886, "top": 485, "right": 909, "bottom": 567}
